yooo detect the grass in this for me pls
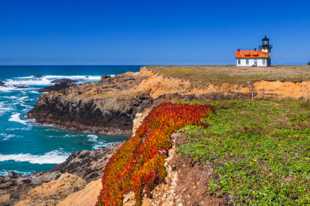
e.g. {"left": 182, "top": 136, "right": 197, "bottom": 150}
{"left": 145, "top": 66, "right": 310, "bottom": 86}
{"left": 178, "top": 99, "right": 310, "bottom": 205}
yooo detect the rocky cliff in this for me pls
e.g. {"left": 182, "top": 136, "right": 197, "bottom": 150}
{"left": 15, "top": 66, "right": 310, "bottom": 206}
{"left": 28, "top": 67, "right": 310, "bottom": 136}
{"left": 28, "top": 72, "right": 153, "bottom": 135}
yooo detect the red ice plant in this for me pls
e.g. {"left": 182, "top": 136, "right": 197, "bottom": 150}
{"left": 97, "top": 103, "right": 211, "bottom": 206}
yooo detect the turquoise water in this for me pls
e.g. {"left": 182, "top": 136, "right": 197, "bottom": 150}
{"left": 0, "top": 65, "right": 139, "bottom": 175}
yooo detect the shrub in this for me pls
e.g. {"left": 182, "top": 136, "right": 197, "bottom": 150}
{"left": 179, "top": 99, "right": 310, "bottom": 205}
{"left": 97, "top": 103, "right": 211, "bottom": 206}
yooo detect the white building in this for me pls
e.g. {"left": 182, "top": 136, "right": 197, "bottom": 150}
{"left": 235, "top": 36, "right": 272, "bottom": 67}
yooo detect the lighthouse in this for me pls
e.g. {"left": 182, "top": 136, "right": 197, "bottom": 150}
{"left": 235, "top": 36, "right": 272, "bottom": 67}
{"left": 260, "top": 35, "right": 272, "bottom": 53}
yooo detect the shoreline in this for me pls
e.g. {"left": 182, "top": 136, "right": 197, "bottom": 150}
{"left": 0, "top": 145, "right": 118, "bottom": 205}
{"left": 30, "top": 119, "right": 132, "bottom": 136}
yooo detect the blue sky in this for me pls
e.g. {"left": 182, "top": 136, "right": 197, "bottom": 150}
{"left": 0, "top": 0, "right": 309, "bottom": 65}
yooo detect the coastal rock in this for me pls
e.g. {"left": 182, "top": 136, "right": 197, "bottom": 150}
{"left": 57, "top": 179, "right": 102, "bottom": 206}
{"left": 15, "top": 173, "right": 86, "bottom": 206}
{"left": 52, "top": 146, "right": 117, "bottom": 181}
{"left": 39, "top": 79, "right": 76, "bottom": 92}
{"left": 30, "top": 172, "right": 60, "bottom": 185}
{"left": 0, "top": 81, "right": 5, "bottom": 87}
{"left": 13, "top": 84, "right": 28, "bottom": 89}
{"left": 28, "top": 73, "right": 153, "bottom": 135}
{"left": 0, "top": 146, "right": 117, "bottom": 206}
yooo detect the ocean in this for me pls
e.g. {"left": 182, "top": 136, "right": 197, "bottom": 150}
{"left": 0, "top": 65, "right": 140, "bottom": 175}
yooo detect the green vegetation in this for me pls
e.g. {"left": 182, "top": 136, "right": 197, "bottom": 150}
{"left": 146, "top": 66, "right": 310, "bottom": 85}
{"left": 178, "top": 99, "right": 310, "bottom": 205}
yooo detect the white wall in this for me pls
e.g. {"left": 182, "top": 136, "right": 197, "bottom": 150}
{"left": 257, "top": 59, "right": 268, "bottom": 67}
{"left": 236, "top": 58, "right": 269, "bottom": 67}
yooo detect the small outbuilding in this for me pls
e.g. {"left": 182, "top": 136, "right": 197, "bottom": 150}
{"left": 235, "top": 36, "right": 272, "bottom": 67}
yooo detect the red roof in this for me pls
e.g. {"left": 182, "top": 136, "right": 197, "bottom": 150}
{"left": 235, "top": 50, "right": 269, "bottom": 59}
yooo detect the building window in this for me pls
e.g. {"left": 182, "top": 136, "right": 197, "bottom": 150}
{"left": 263, "top": 59, "right": 266, "bottom": 65}
{"left": 238, "top": 59, "right": 241, "bottom": 65}
{"left": 246, "top": 59, "right": 249, "bottom": 65}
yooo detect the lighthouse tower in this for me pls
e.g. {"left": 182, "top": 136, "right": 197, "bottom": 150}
{"left": 260, "top": 35, "right": 272, "bottom": 53}
{"left": 259, "top": 35, "right": 272, "bottom": 66}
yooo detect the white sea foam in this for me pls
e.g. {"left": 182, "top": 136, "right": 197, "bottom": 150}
{"left": 0, "top": 104, "right": 7, "bottom": 115}
{"left": 93, "top": 142, "right": 117, "bottom": 150}
{"left": 0, "top": 150, "right": 69, "bottom": 164}
{"left": 4, "top": 75, "right": 101, "bottom": 87}
{"left": 5, "top": 76, "right": 52, "bottom": 86}
{"left": 4, "top": 95, "right": 18, "bottom": 100}
{"left": 6, "top": 127, "right": 32, "bottom": 132}
{"left": 87, "top": 134, "right": 98, "bottom": 142}
{"left": 0, "top": 86, "right": 17, "bottom": 92}
{"left": 43, "top": 75, "right": 101, "bottom": 81}
{"left": 0, "top": 102, "right": 11, "bottom": 116}
{"left": 9, "top": 113, "right": 28, "bottom": 125}
{"left": 0, "top": 170, "right": 32, "bottom": 176}
{"left": 18, "top": 96, "right": 28, "bottom": 101}
{"left": 29, "top": 90, "right": 40, "bottom": 94}
{"left": 0, "top": 133, "right": 16, "bottom": 141}
{"left": 88, "top": 134, "right": 110, "bottom": 149}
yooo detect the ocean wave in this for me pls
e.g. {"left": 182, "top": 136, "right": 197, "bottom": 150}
{"left": 87, "top": 134, "right": 98, "bottom": 142}
{"left": 0, "top": 150, "right": 69, "bottom": 164}
{"left": 0, "top": 85, "right": 18, "bottom": 92}
{"left": 43, "top": 75, "right": 101, "bottom": 81}
{"left": 93, "top": 142, "right": 117, "bottom": 150}
{"left": 0, "top": 133, "right": 16, "bottom": 141}
{"left": 5, "top": 127, "right": 32, "bottom": 132}
{"left": 87, "top": 134, "right": 109, "bottom": 149}
{"left": 8, "top": 113, "right": 28, "bottom": 125}
{"left": 0, "top": 169, "right": 32, "bottom": 176}
{"left": 0, "top": 102, "right": 11, "bottom": 116}
{"left": 4, "top": 75, "right": 101, "bottom": 87}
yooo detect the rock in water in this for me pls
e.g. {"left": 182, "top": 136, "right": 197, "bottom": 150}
{"left": 51, "top": 79, "right": 76, "bottom": 85}
{"left": 39, "top": 78, "right": 76, "bottom": 92}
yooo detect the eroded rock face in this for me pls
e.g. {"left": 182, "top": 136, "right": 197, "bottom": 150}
{"left": 140, "top": 133, "right": 224, "bottom": 206}
{"left": 28, "top": 73, "right": 153, "bottom": 135}
{"left": 52, "top": 146, "right": 118, "bottom": 182}
{"left": 57, "top": 179, "right": 102, "bottom": 206}
{"left": 15, "top": 173, "right": 86, "bottom": 206}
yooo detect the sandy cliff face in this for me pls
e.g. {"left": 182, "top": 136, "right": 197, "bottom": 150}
{"left": 253, "top": 80, "right": 310, "bottom": 99}
{"left": 138, "top": 69, "right": 310, "bottom": 100}
{"left": 15, "top": 173, "right": 86, "bottom": 206}
{"left": 57, "top": 179, "right": 102, "bottom": 206}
